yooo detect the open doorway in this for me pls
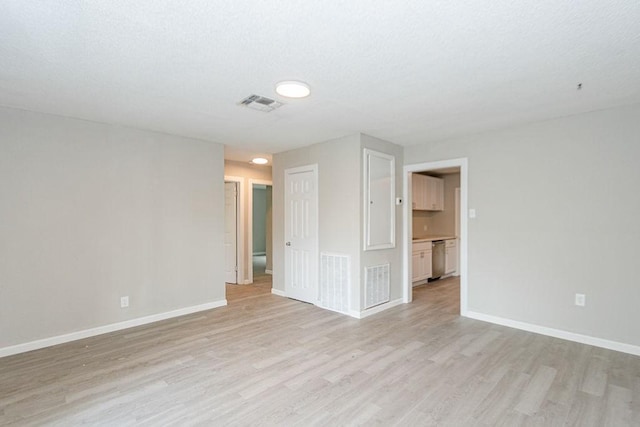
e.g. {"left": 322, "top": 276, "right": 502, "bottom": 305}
{"left": 403, "top": 158, "right": 468, "bottom": 315}
{"left": 248, "top": 179, "right": 272, "bottom": 286}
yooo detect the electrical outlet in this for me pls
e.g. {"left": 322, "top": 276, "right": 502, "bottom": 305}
{"left": 423, "top": 225, "right": 428, "bottom": 231}
{"left": 469, "top": 208, "right": 477, "bottom": 218}
{"left": 120, "top": 296, "right": 129, "bottom": 308}
{"left": 575, "top": 293, "right": 586, "bottom": 307}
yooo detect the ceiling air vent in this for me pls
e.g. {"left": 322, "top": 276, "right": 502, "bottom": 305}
{"left": 238, "top": 94, "right": 283, "bottom": 112}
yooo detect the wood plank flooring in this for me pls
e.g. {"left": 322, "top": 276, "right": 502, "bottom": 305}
{"left": 1, "top": 277, "right": 639, "bottom": 425}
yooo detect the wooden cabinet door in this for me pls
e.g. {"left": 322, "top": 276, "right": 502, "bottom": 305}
{"left": 433, "top": 178, "right": 444, "bottom": 210}
{"left": 413, "top": 242, "right": 431, "bottom": 281}
{"left": 425, "top": 176, "right": 444, "bottom": 211}
{"left": 424, "top": 250, "right": 432, "bottom": 279}
{"left": 445, "top": 241, "right": 457, "bottom": 274}
{"left": 411, "top": 174, "right": 425, "bottom": 210}
{"left": 412, "top": 251, "right": 423, "bottom": 281}
{"left": 425, "top": 176, "right": 435, "bottom": 210}
{"left": 413, "top": 174, "right": 443, "bottom": 211}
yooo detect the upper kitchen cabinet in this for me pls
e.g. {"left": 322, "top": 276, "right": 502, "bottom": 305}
{"left": 426, "top": 175, "right": 444, "bottom": 211}
{"left": 411, "top": 173, "right": 425, "bottom": 210}
{"left": 411, "top": 174, "right": 443, "bottom": 211}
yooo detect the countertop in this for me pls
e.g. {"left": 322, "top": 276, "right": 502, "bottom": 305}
{"left": 412, "top": 235, "right": 456, "bottom": 243}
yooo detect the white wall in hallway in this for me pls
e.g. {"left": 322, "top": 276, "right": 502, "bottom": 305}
{"left": 252, "top": 186, "right": 267, "bottom": 255}
{"left": 223, "top": 161, "right": 273, "bottom": 278}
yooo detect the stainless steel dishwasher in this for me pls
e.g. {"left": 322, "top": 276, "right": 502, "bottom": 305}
{"left": 430, "top": 240, "right": 445, "bottom": 281}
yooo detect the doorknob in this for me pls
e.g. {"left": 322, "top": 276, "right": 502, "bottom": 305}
{"left": 286, "top": 242, "right": 291, "bottom": 246}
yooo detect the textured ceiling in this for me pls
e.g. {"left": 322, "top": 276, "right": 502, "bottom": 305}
{"left": 2, "top": 1, "right": 639, "bottom": 159}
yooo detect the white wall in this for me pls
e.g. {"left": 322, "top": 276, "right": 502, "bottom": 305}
{"left": 360, "top": 134, "right": 405, "bottom": 304}
{"left": 273, "top": 134, "right": 362, "bottom": 311}
{"left": 0, "top": 107, "right": 226, "bottom": 350}
{"left": 273, "top": 133, "right": 404, "bottom": 313}
{"left": 404, "top": 103, "right": 640, "bottom": 348}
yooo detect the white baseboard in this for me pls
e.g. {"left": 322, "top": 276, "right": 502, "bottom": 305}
{"left": 265, "top": 269, "right": 273, "bottom": 275}
{"left": 349, "top": 298, "right": 404, "bottom": 319}
{"left": 271, "top": 288, "right": 286, "bottom": 297}
{"left": 465, "top": 311, "right": 640, "bottom": 357}
{"left": 0, "top": 299, "right": 228, "bottom": 359}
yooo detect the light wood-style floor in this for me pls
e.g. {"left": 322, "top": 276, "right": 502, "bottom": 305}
{"left": 1, "top": 277, "right": 639, "bottom": 425}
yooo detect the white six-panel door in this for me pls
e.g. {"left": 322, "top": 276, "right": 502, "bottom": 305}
{"left": 224, "top": 181, "right": 238, "bottom": 284}
{"left": 284, "top": 165, "right": 318, "bottom": 304}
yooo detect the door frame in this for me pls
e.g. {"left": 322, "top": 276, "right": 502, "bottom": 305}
{"left": 284, "top": 163, "right": 319, "bottom": 303}
{"left": 223, "top": 181, "right": 239, "bottom": 284}
{"left": 402, "top": 158, "right": 469, "bottom": 316}
{"left": 224, "top": 175, "right": 245, "bottom": 285}
{"left": 248, "top": 178, "right": 273, "bottom": 284}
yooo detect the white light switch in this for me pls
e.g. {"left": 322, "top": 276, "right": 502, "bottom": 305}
{"left": 469, "top": 208, "right": 476, "bottom": 218}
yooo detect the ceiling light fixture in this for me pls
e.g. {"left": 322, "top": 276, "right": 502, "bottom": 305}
{"left": 251, "top": 157, "right": 269, "bottom": 165}
{"left": 275, "top": 81, "right": 310, "bottom": 98}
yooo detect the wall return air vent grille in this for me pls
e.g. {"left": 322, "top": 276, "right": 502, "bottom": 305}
{"left": 238, "top": 94, "right": 283, "bottom": 112}
{"left": 320, "top": 252, "right": 350, "bottom": 314}
{"left": 364, "top": 263, "right": 390, "bottom": 309}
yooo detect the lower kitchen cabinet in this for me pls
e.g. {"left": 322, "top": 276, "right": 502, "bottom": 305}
{"left": 412, "top": 242, "right": 432, "bottom": 283}
{"left": 444, "top": 239, "right": 457, "bottom": 275}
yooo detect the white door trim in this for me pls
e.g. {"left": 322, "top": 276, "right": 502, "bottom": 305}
{"left": 402, "top": 158, "right": 468, "bottom": 316}
{"left": 224, "top": 181, "right": 239, "bottom": 284}
{"left": 248, "top": 178, "right": 273, "bottom": 284}
{"left": 224, "top": 175, "right": 245, "bottom": 285}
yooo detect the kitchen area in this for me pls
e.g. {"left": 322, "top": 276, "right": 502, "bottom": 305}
{"left": 411, "top": 169, "right": 460, "bottom": 285}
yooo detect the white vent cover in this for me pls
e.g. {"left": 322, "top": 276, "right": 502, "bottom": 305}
{"left": 320, "top": 252, "right": 350, "bottom": 314}
{"left": 238, "top": 94, "right": 283, "bottom": 112}
{"left": 364, "top": 263, "right": 390, "bottom": 309}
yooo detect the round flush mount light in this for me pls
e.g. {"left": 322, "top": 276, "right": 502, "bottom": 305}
{"left": 251, "top": 157, "right": 269, "bottom": 165}
{"left": 275, "top": 80, "right": 310, "bottom": 98}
